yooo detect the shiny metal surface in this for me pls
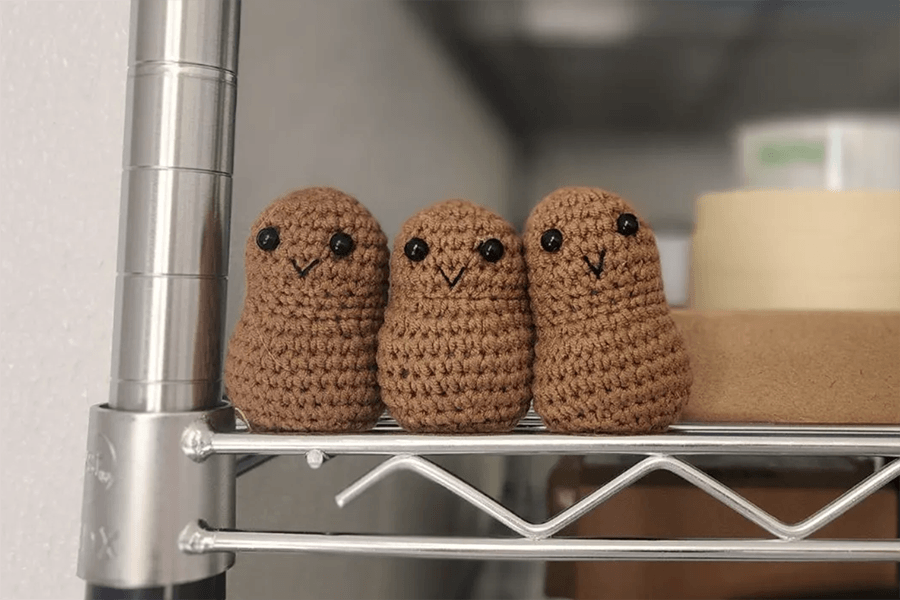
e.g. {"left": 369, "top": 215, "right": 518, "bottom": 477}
{"left": 376, "top": 409, "right": 900, "bottom": 435}
{"left": 109, "top": 0, "right": 240, "bottom": 412}
{"left": 335, "top": 454, "right": 900, "bottom": 542}
{"left": 124, "top": 63, "right": 236, "bottom": 173}
{"left": 119, "top": 169, "right": 231, "bottom": 276}
{"left": 131, "top": 0, "right": 239, "bottom": 72}
{"left": 186, "top": 424, "right": 900, "bottom": 460}
{"left": 111, "top": 275, "right": 226, "bottom": 412}
{"left": 78, "top": 405, "right": 236, "bottom": 588}
{"left": 180, "top": 522, "right": 900, "bottom": 562}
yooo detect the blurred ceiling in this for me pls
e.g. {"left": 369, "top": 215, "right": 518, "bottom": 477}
{"left": 407, "top": 0, "right": 900, "bottom": 139}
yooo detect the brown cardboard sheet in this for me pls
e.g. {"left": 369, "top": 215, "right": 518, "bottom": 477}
{"left": 545, "top": 459, "right": 898, "bottom": 600}
{"left": 671, "top": 310, "right": 900, "bottom": 424}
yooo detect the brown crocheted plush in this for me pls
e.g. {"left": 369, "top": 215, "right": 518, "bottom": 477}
{"left": 377, "top": 200, "right": 533, "bottom": 433}
{"left": 524, "top": 187, "right": 691, "bottom": 434}
{"left": 224, "top": 187, "right": 389, "bottom": 432}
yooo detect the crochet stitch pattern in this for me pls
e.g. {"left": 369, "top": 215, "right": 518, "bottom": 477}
{"left": 377, "top": 200, "right": 533, "bottom": 433}
{"left": 524, "top": 187, "right": 691, "bottom": 434}
{"left": 224, "top": 187, "right": 389, "bottom": 432}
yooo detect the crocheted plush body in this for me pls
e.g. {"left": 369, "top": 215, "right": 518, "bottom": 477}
{"left": 524, "top": 187, "right": 691, "bottom": 434}
{"left": 224, "top": 187, "right": 389, "bottom": 432}
{"left": 377, "top": 200, "right": 533, "bottom": 433}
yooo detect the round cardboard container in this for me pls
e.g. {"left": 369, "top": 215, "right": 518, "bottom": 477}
{"left": 691, "top": 189, "right": 900, "bottom": 311}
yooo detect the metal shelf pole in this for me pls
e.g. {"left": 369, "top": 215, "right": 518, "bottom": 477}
{"left": 79, "top": 1, "right": 241, "bottom": 598}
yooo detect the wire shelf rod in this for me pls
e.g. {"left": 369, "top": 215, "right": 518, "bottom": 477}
{"left": 334, "top": 455, "right": 900, "bottom": 542}
{"left": 179, "top": 522, "right": 900, "bottom": 562}
{"left": 187, "top": 424, "right": 900, "bottom": 460}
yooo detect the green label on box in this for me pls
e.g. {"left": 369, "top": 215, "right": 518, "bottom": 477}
{"left": 758, "top": 141, "right": 825, "bottom": 166}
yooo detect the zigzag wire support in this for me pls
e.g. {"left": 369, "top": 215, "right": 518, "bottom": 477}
{"left": 335, "top": 454, "right": 900, "bottom": 542}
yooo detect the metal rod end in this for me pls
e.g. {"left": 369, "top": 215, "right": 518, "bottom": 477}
{"left": 182, "top": 420, "right": 215, "bottom": 461}
{"left": 179, "top": 521, "right": 211, "bottom": 555}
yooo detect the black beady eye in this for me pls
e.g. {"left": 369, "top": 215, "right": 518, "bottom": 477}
{"left": 404, "top": 237, "right": 429, "bottom": 262}
{"left": 616, "top": 213, "right": 639, "bottom": 237}
{"left": 540, "top": 228, "right": 563, "bottom": 252}
{"left": 478, "top": 238, "right": 504, "bottom": 262}
{"left": 256, "top": 227, "right": 280, "bottom": 251}
{"left": 329, "top": 231, "right": 354, "bottom": 257}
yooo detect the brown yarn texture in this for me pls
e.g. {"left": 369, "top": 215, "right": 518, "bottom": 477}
{"left": 224, "top": 187, "right": 389, "bottom": 432}
{"left": 524, "top": 187, "right": 692, "bottom": 433}
{"left": 377, "top": 200, "right": 533, "bottom": 433}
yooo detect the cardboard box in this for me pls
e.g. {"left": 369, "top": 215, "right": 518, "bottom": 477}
{"left": 671, "top": 311, "right": 900, "bottom": 424}
{"left": 546, "top": 458, "right": 898, "bottom": 600}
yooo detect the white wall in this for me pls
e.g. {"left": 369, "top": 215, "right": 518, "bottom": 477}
{"left": 0, "top": 2, "right": 130, "bottom": 599}
{"left": 519, "top": 133, "right": 738, "bottom": 228}
{"left": 228, "top": 2, "right": 512, "bottom": 598}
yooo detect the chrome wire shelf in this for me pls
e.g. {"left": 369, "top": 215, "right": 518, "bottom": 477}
{"left": 195, "top": 411, "right": 900, "bottom": 461}
{"left": 180, "top": 525, "right": 900, "bottom": 562}
{"left": 185, "top": 411, "right": 900, "bottom": 563}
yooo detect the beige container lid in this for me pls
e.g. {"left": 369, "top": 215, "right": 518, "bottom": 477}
{"left": 690, "top": 189, "right": 900, "bottom": 311}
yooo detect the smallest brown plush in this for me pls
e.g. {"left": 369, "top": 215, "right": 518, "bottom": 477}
{"left": 224, "top": 187, "right": 389, "bottom": 432}
{"left": 524, "top": 186, "right": 692, "bottom": 434}
{"left": 377, "top": 200, "right": 534, "bottom": 433}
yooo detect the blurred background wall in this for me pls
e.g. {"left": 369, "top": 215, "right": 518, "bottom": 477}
{"left": 520, "top": 133, "right": 736, "bottom": 227}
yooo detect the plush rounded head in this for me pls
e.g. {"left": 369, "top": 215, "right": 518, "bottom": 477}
{"left": 243, "top": 187, "right": 389, "bottom": 304}
{"left": 391, "top": 200, "right": 527, "bottom": 300}
{"left": 524, "top": 186, "right": 664, "bottom": 323}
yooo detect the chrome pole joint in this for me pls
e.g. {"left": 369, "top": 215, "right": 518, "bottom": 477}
{"left": 78, "top": 404, "right": 236, "bottom": 588}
